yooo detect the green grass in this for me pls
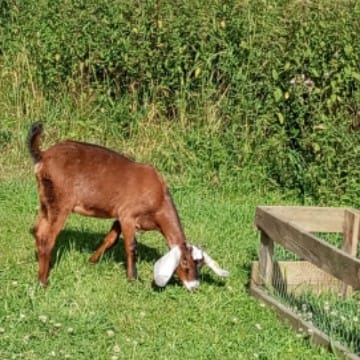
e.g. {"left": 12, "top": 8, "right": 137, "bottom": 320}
{"left": 273, "top": 289, "right": 360, "bottom": 356}
{"left": 0, "top": 178, "right": 335, "bottom": 359}
{"left": 270, "top": 230, "right": 360, "bottom": 355}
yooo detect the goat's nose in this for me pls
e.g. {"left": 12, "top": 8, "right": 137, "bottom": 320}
{"left": 183, "top": 280, "right": 200, "bottom": 291}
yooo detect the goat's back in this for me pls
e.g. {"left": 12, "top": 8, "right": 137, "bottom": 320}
{"left": 36, "top": 140, "right": 166, "bottom": 219}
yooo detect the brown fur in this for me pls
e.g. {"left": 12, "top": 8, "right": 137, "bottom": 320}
{"left": 28, "top": 123, "right": 198, "bottom": 286}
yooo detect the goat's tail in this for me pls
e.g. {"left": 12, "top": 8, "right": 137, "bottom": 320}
{"left": 27, "top": 122, "right": 44, "bottom": 164}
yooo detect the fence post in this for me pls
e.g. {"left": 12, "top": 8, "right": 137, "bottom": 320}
{"left": 340, "top": 210, "right": 360, "bottom": 297}
{"left": 259, "top": 230, "right": 274, "bottom": 288}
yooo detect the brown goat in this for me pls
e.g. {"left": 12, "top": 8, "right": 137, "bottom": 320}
{"left": 28, "top": 123, "right": 228, "bottom": 290}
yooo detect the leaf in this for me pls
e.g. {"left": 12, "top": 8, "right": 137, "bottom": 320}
{"left": 313, "top": 124, "right": 327, "bottom": 131}
{"left": 274, "top": 88, "right": 283, "bottom": 102}
{"left": 284, "top": 62, "right": 291, "bottom": 71}
{"left": 312, "top": 143, "right": 321, "bottom": 153}
{"left": 351, "top": 72, "right": 360, "bottom": 82}
{"left": 194, "top": 67, "right": 201, "bottom": 78}
{"left": 272, "top": 69, "right": 279, "bottom": 81}
{"left": 344, "top": 44, "right": 353, "bottom": 56}
{"left": 239, "top": 41, "right": 248, "bottom": 49}
{"left": 310, "top": 68, "right": 319, "bottom": 78}
{"left": 276, "top": 112, "right": 284, "bottom": 124}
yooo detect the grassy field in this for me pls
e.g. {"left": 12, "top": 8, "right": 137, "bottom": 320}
{"left": 0, "top": 174, "right": 336, "bottom": 359}
{"left": 1, "top": 0, "right": 358, "bottom": 358}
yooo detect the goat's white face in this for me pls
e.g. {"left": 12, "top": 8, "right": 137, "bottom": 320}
{"left": 182, "top": 246, "right": 204, "bottom": 290}
{"left": 182, "top": 279, "right": 200, "bottom": 291}
{"left": 153, "top": 244, "right": 229, "bottom": 290}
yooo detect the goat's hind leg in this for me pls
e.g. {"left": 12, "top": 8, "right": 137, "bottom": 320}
{"left": 89, "top": 220, "right": 121, "bottom": 264}
{"left": 33, "top": 208, "right": 68, "bottom": 286}
{"left": 121, "top": 219, "right": 138, "bottom": 281}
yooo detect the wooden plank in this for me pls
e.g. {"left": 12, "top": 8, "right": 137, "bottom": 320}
{"left": 249, "top": 285, "right": 360, "bottom": 360}
{"left": 259, "top": 206, "right": 345, "bottom": 232}
{"left": 341, "top": 211, "right": 360, "bottom": 296}
{"left": 255, "top": 207, "right": 360, "bottom": 289}
{"left": 342, "top": 210, "right": 359, "bottom": 256}
{"left": 353, "top": 214, "right": 360, "bottom": 245}
{"left": 258, "top": 231, "right": 273, "bottom": 287}
{"left": 251, "top": 261, "right": 343, "bottom": 296}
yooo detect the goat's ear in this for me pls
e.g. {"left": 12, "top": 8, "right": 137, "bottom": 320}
{"left": 154, "top": 246, "right": 182, "bottom": 287}
{"left": 203, "top": 252, "right": 230, "bottom": 277}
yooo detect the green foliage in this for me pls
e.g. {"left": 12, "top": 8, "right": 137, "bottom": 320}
{"left": 1, "top": 2, "right": 358, "bottom": 356}
{"left": 254, "top": 0, "right": 360, "bottom": 205}
{"left": 0, "top": 0, "right": 359, "bottom": 205}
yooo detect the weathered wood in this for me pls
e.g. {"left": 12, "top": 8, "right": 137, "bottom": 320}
{"left": 255, "top": 207, "right": 360, "bottom": 289}
{"left": 342, "top": 210, "right": 360, "bottom": 255}
{"left": 251, "top": 261, "right": 343, "bottom": 296}
{"left": 258, "top": 231, "right": 273, "bottom": 287}
{"left": 341, "top": 211, "right": 360, "bottom": 296}
{"left": 249, "top": 285, "right": 360, "bottom": 360}
{"left": 259, "top": 206, "right": 345, "bottom": 232}
{"left": 252, "top": 206, "right": 360, "bottom": 358}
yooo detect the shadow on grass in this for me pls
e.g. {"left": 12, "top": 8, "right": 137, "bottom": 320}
{"left": 151, "top": 272, "right": 227, "bottom": 292}
{"left": 51, "top": 228, "right": 161, "bottom": 266}
{"left": 30, "top": 227, "right": 228, "bottom": 288}
{"left": 201, "top": 272, "right": 228, "bottom": 288}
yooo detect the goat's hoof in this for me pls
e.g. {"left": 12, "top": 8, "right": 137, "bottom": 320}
{"left": 88, "top": 256, "right": 98, "bottom": 264}
{"left": 127, "top": 273, "right": 138, "bottom": 283}
{"left": 38, "top": 280, "right": 48, "bottom": 288}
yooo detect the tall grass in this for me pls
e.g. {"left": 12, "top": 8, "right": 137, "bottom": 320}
{"left": 1, "top": 0, "right": 359, "bottom": 205}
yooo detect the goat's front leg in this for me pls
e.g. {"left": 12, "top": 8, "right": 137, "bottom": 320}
{"left": 121, "top": 219, "right": 138, "bottom": 280}
{"left": 89, "top": 220, "right": 121, "bottom": 263}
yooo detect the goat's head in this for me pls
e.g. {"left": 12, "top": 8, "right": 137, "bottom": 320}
{"left": 153, "top": 244, "right": 229, "bottom": 291}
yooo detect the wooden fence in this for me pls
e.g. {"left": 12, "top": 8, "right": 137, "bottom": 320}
{"left": 250, "top": 206, "right": 360, "bottom": 359}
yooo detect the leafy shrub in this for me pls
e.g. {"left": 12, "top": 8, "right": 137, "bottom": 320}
{"left": 0, "top": 0, "right": 359, "bottom": 206}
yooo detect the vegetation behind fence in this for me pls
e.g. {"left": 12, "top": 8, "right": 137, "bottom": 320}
{"left": 1, "top": 0, "right": 359, "bottom": 206}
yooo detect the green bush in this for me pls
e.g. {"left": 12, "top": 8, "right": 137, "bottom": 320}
{"left": 1, "top": 0, "right": 359, "bottom": 206}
